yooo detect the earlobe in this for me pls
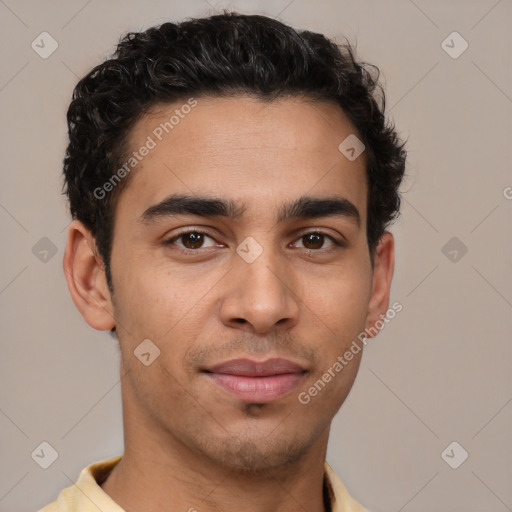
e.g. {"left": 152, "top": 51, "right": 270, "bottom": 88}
{"left": 63, "top": 220, "right": 116, "bottom": 331}
{"left": 365, "top": 231, "right": 395, "bottom": 338}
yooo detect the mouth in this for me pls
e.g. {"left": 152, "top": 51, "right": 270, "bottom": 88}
{"left": 203, "top": 358, "right": 307, "bottom": 403}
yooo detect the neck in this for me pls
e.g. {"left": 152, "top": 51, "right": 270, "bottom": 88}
{"left": 101, "top": 414, "right": 330, "bottom": 512}
{"left": 102, "top": 452, "right": 330, "bottom": 512}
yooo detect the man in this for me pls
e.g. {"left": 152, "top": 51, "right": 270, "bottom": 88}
{"left": 39, "top": 11, "right": 406, "bottom": 512}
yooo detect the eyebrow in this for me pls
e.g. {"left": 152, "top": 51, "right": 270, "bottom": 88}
{"left": 140, "top": 194, "right": 361, "bottom": 227}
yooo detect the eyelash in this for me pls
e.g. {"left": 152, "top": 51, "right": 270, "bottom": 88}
{"left": 164, "top": 229, "right": 345, "bottom": 253}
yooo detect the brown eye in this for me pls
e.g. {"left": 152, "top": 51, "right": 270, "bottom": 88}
{"left": 292, "top": 231, "right": 343, "bottom": 252}
{"left": 292, "top": 231, "right": 342, "bottom": 251}
{"left": 302, "top": 233, "right": 325, "bottom": 249}
{"left": 181, "top": 232, "right": 205, "bottom": 249}
{"left": 166, "top": 231, "right": 217, "bottom": 250}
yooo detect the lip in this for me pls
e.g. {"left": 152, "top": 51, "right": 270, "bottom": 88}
{"left": 204, "top": 358, "right": 306, "bottom": 403}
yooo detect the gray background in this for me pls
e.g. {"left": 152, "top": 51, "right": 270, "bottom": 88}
{"left": 1, "top": 1, "right": 511, "bottom": 511}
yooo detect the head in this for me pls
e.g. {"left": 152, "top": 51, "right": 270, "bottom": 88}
{"left": 63, "top": 12, "right": 405, "bottom": 473}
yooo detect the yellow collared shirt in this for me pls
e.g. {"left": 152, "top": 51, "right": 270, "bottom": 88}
{"left": 38, "top": 456, "right": 370, "bottom": 512}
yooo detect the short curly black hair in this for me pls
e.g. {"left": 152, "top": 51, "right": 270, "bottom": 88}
{"left": 64, "top": 11, "right": 406, "bottom": 289}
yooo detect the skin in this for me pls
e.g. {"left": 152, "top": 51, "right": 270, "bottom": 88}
{"left": 64, "top": 95, "right": 394, "bottom": 512}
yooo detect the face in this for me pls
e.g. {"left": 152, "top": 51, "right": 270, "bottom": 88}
{"left": 69, "top": 95, "right": 393, "bottom": 473}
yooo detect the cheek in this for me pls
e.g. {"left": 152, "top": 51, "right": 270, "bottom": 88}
{"left": 298, "top": 263, "right": 371, "bottom": 404}
{"left": 111, "top": 260, "right": 215, "bottom": 381}
{"left": 305, "top": 263, "right": 372, "bottom": 332}
{"left": 112, "top": 258, "right": 196, "bottom": 337}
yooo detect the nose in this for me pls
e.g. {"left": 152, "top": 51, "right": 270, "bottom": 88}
{"left": 219, "top": 248, "right": 300, "bottom": 335}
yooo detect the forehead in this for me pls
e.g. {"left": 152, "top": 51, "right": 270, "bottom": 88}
{"left": 118, "top": 95, "right": 367, "bottom": 222}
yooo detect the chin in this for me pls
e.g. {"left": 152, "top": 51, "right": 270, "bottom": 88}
{"left": 197, "top": 431, "right": 313, "bottom": 474}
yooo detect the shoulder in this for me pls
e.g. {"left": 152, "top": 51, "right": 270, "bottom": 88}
{"left": 36, "top": 455, "right": 123, "bottom": 512}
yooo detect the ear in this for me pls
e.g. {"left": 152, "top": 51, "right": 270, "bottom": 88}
{"left": 63, "top": 220, "right": 116, "bottom": 331}
{"left": 365, "top": 231, "right": 395, "bottom": 338}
